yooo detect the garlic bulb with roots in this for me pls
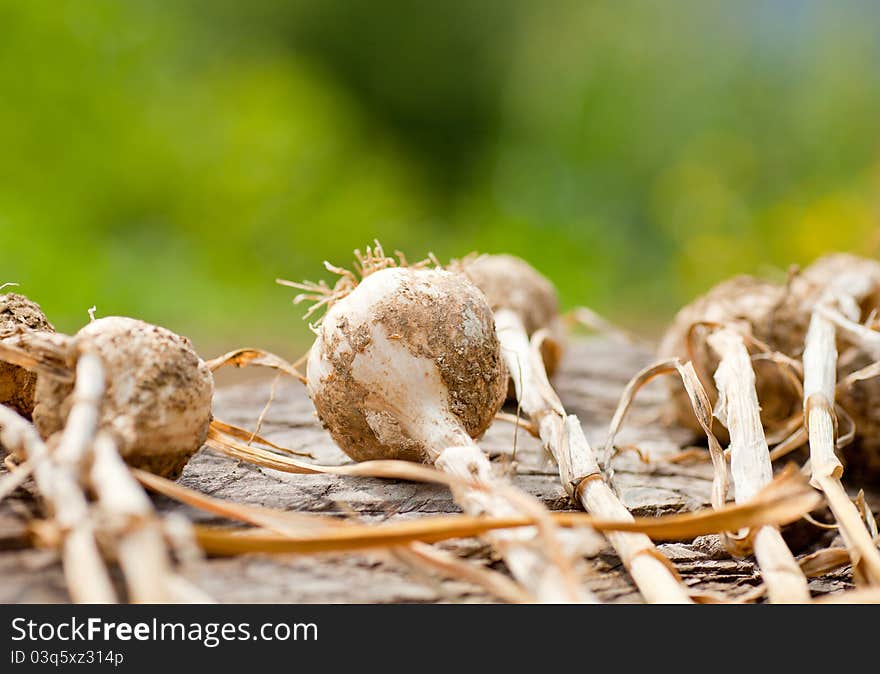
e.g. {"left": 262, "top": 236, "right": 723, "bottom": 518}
{"left": 0, "top": 292, "right": 54, "bottom": 418}
{"left": 33, "top": 316, "right": 214, "bottom": 479}
{"left": 305, "top": 261, "right": 588, "bottom": 602}
{"left": 308, "top": 267, "right": 507, "bottom": 462}
{"left": 451, "top": 253, "right": 693, "bottom": 604}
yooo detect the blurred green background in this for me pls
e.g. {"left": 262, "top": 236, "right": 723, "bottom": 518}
{"left": 2, "top": 0, "right": 879, "bottom": 353}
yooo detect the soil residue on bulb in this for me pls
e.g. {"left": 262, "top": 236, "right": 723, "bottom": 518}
{"left": 33, "top": 317, "right": 214, "bottom": 479}
{"left": 454, "top": 253, "right": 564, "bottom": 381}
{"left": 309, "top": 268, "right": 507, "bottom": 463}
{"left": 0, "top": 292, "right": 55, "bottom": 418}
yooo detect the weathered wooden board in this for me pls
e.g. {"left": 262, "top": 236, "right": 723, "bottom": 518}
{"left": 0, "top": 338, "right": 868, "bottom": 603}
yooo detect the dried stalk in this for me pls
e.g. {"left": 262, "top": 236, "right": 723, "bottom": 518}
{"left": 603, "top": 357, "right": 729, "bottom": 515}
{"left": 205, "top": 347, "right": 306, "bottom": 383}
{"left": 210, "top": 419, "right": 313, "bottom": 458}
{"left": 708, "top": 328, "right": 811, "bottom": 603}
{"left": 140, "top": 462, "right": 820, "bottom": 552}
{"left": 90, "top": 432, "right": 201, "bottom": 603}
{"left": 433, "top": 443, "right": 595, "bottom": 603}
{"left": 803, "top": 295, "right": 880, "bottom": 585}
{"left": 0, "top": 395, "right": 115, "bottom": 603}
{"left": 495, "top": 308, "right": 691, "bottom": 603}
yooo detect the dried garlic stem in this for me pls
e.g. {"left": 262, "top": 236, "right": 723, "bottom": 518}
{"left": 803, "top": 303, "right": 880, "bottom": 585}
{"left": 434, "top": 442, "right": 595, "bottom": 603}
{"left": 0, "top": 401, "right": 116, "bottom": 603}
{"left": 708, "top": 329, "right": 810, "bottom": 603}
{"left": 90, "top": 432, "right": 176, "bottom": 602}
{"left": 495, "top": 308, "right": 691, "bottom": 603}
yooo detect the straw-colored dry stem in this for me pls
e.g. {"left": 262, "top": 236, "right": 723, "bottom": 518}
{"left": 0, "top": 386, "right": 116, "bottom": 602}
{"left": 495, "top": 308, "right": 691, "bottom": 603}
{"left": 91, "top": 433, "right": 170, "bottom": 601}
{"left": 708, "top": 328, "right": 810, "bottom": 603}
{"left": 205, "top": 347, "right": 306, "bottom": 384}
{"left": 803, "top": 304, "right": 880, "bottom": 585}
{"left": 434, "top": 442, "right": 593, "bottom": 603}
{"left": 42, "top": 353, "right": 121, "bottom": 603}
{"left": 603, "top": 357, "right": 729, "bottom": 516}
{"left": 90, "top": 432, "right": 186, "bottom": 603}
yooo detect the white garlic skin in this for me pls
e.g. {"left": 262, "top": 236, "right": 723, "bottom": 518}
{"left": 307, "top": 267, "right": 507, "bottom": 463}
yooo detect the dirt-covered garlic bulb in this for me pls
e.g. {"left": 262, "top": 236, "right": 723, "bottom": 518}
{"left": 454, "top": 254, "right": 564, "bottom": 380}
{"left": 658, "top": 275, "right": 804, "bottom": 436}
{"left": 307, "top": 267, "right": 507, "bottom": 463}
{"left": 0, "top": 292, "right": 54, "bottom": 417}
{"left": 33, "top": 317, "right": 214, "bottom": 479}
{"left": 660, "top": 254, "right": 880, "bottom": 480}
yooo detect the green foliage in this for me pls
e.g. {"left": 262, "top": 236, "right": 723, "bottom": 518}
{"left": 1, "top": 1, "right": 879, "bottom": 350}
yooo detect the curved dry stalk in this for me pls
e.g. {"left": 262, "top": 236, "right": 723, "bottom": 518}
{"left": 803, "top": 299, "right": 880, "bottom": 585}
{"left": 135, "top": 468, "right": 346, "bottom": 536}
{"left": 210, "top": 419, "right": 313, "bottom": 458}
{"left": 839, "top": 359, "right": 880, "bottom": 389}
{"left": 191, "top": 470, "right": 819, "bottom": 556}
{"left": 769, "top": 426, "right": 808, "bottom": 462}
{"left": 496, "top": 308, "right": 691, "bottom": 603}
{"left": 818, "top": 304, "right": 880, "bottom": 359}
{"left": 205, "top": 347, "right": 306, "bottom": 384}
{"left": 798, "top": 546, "right": 853, "bottom": 578}
{"left": 207, "top": 424, "right": 498, "bottom": 490}
{"left": 494, "top": 411, "right": 540, "bottom": 438}
{"left": 708, "top": 328, "right": 811, "bottom": 603}
{"left": 603, "top": 357, "right": 729, "bottom": 516}
{"left": 766, "top": 412, "right": 805, "bottom": 445}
